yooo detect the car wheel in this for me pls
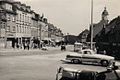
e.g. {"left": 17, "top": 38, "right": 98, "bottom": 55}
{"left": 101, "top": 60, "right": 109, "bottom": 67}
{"left": 71, "top": 59, "right": 80, "bottom": 64}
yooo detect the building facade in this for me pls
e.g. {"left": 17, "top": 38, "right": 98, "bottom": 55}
{"left": 14, "top": 2, "right": 32, "bottom": 48}
{"left": 78, "top": 29, "right": 89, "bottom": 43}
{"left": 48, "top": 23, "right": 63, "bottom": 42}
{"left": 0, "top": 0, "right": 63, "bottom": 48}
{"left": 87, "top": 7, "right": 109, "bottom": 42}
{"left": 0, "top": 0, "right": 17, "bottom": 48}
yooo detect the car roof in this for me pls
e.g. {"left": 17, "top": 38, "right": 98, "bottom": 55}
{"left": 74, "top": 42, "right": 83, "bottom": 45}
{"left": 82, "top": 49, "right": 94, "bottom": 52}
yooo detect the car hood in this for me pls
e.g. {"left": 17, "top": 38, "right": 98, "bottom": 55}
{"left": 93, "top": 54, "right": 114, "bottom": 60}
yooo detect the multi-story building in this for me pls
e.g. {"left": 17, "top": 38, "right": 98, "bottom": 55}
{"left": 31, "top": 11, "right": 39, "bottom": 39}
{"left": 0, "top": 0, "right": 33, "bottom": 48}
{"left": 78, "top": 29, "right": 89, "bottom": 43}
{"left": 0, "top": 0, "right": 17, "bottom": 48}
{"left": 14, "top": 2, "right": 32, "bottom": 48}
{"left": 48, "top": 23, "right": 63, "bottom": 42}
{"left": 40, "top": 18, "right": 48, "bottom": 40}
{"left": 0, "top": 0, "right": 63, "bottom": 48}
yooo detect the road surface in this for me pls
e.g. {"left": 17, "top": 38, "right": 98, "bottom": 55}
{"left": 0, "top": 45, "right": 118, "bottom": 80}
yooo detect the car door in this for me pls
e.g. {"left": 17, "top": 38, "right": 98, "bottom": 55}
{"left": 82, "top": 51, "right": 96, "bottom": 63}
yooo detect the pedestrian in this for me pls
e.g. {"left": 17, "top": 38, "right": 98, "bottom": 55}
{"left": 23, "top": 43, "right": 26, "bottom": 50}
{"left": 16, "top": 43, "right": 19, "bottom": 49}
{"left": 27, "top": 41, "right": 30, "bottom": 50}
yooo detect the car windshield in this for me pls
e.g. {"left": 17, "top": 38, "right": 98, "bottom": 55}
{"left": 84, "top": 51, "right": 91, "bottom": 54}
{"left": 97, "top": 70, "right": 120, "bottom": 80}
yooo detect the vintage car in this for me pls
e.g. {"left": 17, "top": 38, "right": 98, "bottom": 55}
{"left": 65, "top": 49, "right": 114, "bottom": 66}
{"left": 74, "top": 42, "right": 83, "bottom": 52}
{"left": 56, "top": 63, "right": 120, "bottom": 80}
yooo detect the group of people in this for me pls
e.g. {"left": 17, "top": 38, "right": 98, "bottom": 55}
{"left": 13, "top": 39, "right": 67, "bottom": 51}
{"left": 15, "top": 41, "right": 30, "bottom": 50}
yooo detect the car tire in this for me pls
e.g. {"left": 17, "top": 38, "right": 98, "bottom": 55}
{"left": 71, "top": 59, "right": 80, "bottom": 64}
{"left": 101, "top": 60, "right": 109, "bottom": 67}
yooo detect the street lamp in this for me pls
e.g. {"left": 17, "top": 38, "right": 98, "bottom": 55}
{"left": 90, "top": 0, "right": 94, "bottom": 50}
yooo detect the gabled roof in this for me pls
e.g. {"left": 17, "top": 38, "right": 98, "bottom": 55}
{"left": 106, "top": 16, "right": 120, "bottom": 34}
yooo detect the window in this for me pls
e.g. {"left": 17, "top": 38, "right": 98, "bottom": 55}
{"left": 84, "top": 51, "right": 91, "bottom": 54}
{"left": 17, "top": 25, "right": 19, "bottom": 33}
{"left": 16, "top": 15, "right": 18, "bottom": 21}
{"left": 23, "top": 14, "right": 24, "bottom": 22}
{"left": 22, "top": 26, "right": 24, "bottom": 33}
{"left": 12, "top": 16, "right": 15, "bottom": 22}
{"left": 7, "top": 15, "right": 10, "bottom": 21}
{"left": 25, "top": 15, "right": 27, "bottom": 23}
{"left": 1, "top": 22, "right": 5, "bottom": 28}
{"left": 20, "top": 14, "right": 21, "bottom": 22}
{"left": 6, "top": 26, "right": 10, "bottom": 31}
{"left": 19, "top": 25, "right": 21, "bottom": 33}
{"left": 12, "top": 26, "right": 15, "bottom": 32}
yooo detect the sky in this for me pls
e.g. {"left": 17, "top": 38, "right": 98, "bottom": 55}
{"left": 16, "top": 0, "right": 120, "bottom": 35}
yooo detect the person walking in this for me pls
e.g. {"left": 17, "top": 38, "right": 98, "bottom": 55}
{"left": 27, "top": 41, "right": 30, "bottom": 50}
{"left": 24, "top": 42, "right": 26, "bottom": 50}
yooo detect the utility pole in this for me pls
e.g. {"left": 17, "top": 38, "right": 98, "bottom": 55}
{"left": 90, "top": 0, "right": 93, "bottom": 50}
{"left": 39, "top": 24, "right": 42, "bottom": 48}
{"left": 4, "top": 21, "right": 7, "bottom": 48}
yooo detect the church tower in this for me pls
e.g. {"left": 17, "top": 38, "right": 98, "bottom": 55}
{"left": 102, "top": 7, "right": 109, "bottom": 23}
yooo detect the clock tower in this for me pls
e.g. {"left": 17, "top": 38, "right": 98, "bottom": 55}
{"left": 102, "top": 7, "right": 109, "bottom": 22}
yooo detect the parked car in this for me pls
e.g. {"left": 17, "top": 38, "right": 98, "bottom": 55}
{"left": 56, "top": 63, "right": 119, "bottom": 80}
{"left": 65, "top": 49, "right": 114, "bottom": 66}
{"left": 74, "top": 42, "right": 83, "bottom": 52}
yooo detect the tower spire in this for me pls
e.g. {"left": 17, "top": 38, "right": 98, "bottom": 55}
{"left": 102, "top": 7, "right": 109, "bottom": 21}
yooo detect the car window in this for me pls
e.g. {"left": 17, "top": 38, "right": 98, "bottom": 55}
{"left": 84, "top": 51, "right": 91, "bottom": 54}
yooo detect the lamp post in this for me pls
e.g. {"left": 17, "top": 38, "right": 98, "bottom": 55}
{"left": 90, "top": 0, "right": 93, "bottom": 50}
{"left": 39, "top": 24, "right": 42, "bottom": 48}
